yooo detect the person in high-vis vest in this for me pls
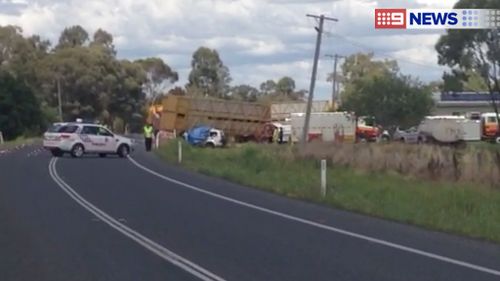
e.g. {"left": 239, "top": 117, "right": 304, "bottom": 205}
{"left": 144, "top": 123, "right": 154, "bottom": 151}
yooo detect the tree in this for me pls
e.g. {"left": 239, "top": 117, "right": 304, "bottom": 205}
{"left": 168, "top": 87, "right": 186, "bottom": 96}
{"left": 187, "top": 47, "right": 232, "bottom": 98}
{"left": 0, "top": 26, "right": 49, "bottom": 76}
{"left": 340, "top": 52, "right": 433, "bottom": 127}
{"left": 259, "top": 80, "right": 276, "bottom": 95}
{"left": 341, "top": 53, "right": 398, "bottom": 86}
{"left": 230, "top": 84, "right": 260, "bottom": 102}
{"left": 342, "top": 74, "right": 433, "bottom": 128}
{"left": 257, "top": 77, "right": 305, "bottom": 102}
{"left": 91, "top": 28, "right": 116, "bottom": 56}
{"left": 57, "top": 25, "right": 89, "bottom": 49}
{"left": 0, "top": 25, "right": 50, "bottom": 113}
{"left": 442, "top": 69, "right": 489, "bottom": 92}
{"left": 38, "top": 44, "right": 147, "bottom": 126}
{"left": 0, "top": 70, "right": 44, "bottom": 140}
{"left": 436, "top": 0, "right": 500, "bottom": 119}
{"left": 108, "top": 59, "right": 146, "bottom": 132}
{"left": 136, "top": 58, "right": 178, "bottom": 103}
{"left": 276, "top": 76, "right": 296, "bottom": 96}
{"left": 0, "top": 25, "right": 166, "bottom": 136}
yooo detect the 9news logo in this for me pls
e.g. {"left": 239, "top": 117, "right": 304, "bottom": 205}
{"left": 375, "top": 8, "right": 500, "bottom": 29}
{"left": 375, "top": 9, "right": 406, "bottom": 29}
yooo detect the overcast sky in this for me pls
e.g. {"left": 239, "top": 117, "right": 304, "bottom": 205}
{"left": 0, "top": 0, "right": 458, "bottom": 100}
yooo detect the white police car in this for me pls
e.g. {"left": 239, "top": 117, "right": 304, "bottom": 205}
{"left": 43, "top": 121, "right": 134, "bottom": 158}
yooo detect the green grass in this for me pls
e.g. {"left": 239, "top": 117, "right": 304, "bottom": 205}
{"left": 157, "top": 141, "right": 500, "bottom": 243}
{"left": 0, "top": 137, "right": 40, "bottom": 150}
{"left": 468, "top": 141, "right": 500, "bottom": 152}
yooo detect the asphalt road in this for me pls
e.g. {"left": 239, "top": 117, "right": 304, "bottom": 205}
{"left": 1, "top": 143, "right": 500, "bottom": 281}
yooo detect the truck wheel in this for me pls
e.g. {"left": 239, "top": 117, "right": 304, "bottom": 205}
{"left": 495, "top": 137, "right": 500, "bottom": 144}
{"left": 71, "top": 144, "right": 84, "bottom": 158}
{"left": 117, "top": 144, "right": 130, "bottom": 158}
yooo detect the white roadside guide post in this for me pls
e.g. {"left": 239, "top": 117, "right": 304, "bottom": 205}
{"left": 321, "top": 159, "right": 327, "bottom": 198}
{"left": 0, "top": 131, "right": 3, "bottom": 144}
{"left": 178, "top": 140, "right": 182, "bottom": 164}
{"left": 155, "top": 132, "right": 160, "bottom": 149}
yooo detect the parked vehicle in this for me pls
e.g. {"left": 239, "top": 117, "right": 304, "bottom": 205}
{"left": 380, "top": 130, "right": 391, "bottom": 142}
{"left": 480, "top": 113, "right": 500, "bottom": 143}
{"left": 417, "top": 115, "right": 480, "bottom": 144}
{"left": 459, "top": 118, "right": 481, "bottom": 142}
{"left": 43, "top": 121, "right": 134, "bottom": 158}
{"left": 290, "top": 112, "right": 356, "bottom": 143}
{"left": 184, "top": 126, "right": 226, "bottom": 148}
{"left": 270, "top": 101, "right": 331, "bottom": 122}
{"left": 255, "top": 122, "right": 292, "bottom": 143}
{"left": 392, "top": 126, "right": 425, "bottom": 144}
{"left": 356, "top": 116, "right": 382, "bottom": 142}
{"left": 356, "top": 116, "right": 390, "bottom": 142}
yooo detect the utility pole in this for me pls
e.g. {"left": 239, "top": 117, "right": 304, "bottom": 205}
{"left": 488, "top": 28, "right": 500, "bottom": 126}
{"left": 325, "top": 54, "right": 344, "bottom": 108}
{"left": 301, "top": 14, "right": 338, "bottom": 150}
{"left": 57, "top": 77, "right": 63, "bottom": 122}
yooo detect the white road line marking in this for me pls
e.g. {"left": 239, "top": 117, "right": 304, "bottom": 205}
{"left": 48, "top": 158, "right": 225, "bottom": 281}
{"left": 128, "top": 156, "right": 500, "bottom": 277}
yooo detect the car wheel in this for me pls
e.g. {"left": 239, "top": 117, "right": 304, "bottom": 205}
{"left": 71, "top": 144, "right": 84, "bottom": 158}
{"left": 51, "top": 150, "right": 63, "bottom": 157}
{"left": 117, "top": 144, "right": 130, "bottom": 158}
{"left": 495, "top": 137, "right": 500, "bottom": 144}
{"left": 99, "top": 153, "right": 107, "bottom": 158}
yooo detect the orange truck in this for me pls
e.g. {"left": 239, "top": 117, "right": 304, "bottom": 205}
{"left": 481, "top": 113, "right": 500, "bottom": 143}
{"left": 356, "top": 116, "right": 382, "bottom": 142}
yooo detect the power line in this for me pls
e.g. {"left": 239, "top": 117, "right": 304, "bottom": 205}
{"left": 324, "top": 32, "right": 446, "bottom": 71}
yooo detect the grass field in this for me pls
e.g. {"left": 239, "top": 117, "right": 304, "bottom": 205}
{"left": 0, "top": 137, "right": 40, "bottom": 150}
{"left": 157, "top": 141, "right": 500, "bottom": 243}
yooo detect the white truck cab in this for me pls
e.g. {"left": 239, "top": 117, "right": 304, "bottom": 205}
{"left": 205, "top": 129, "right": 226, "bottom": 148}
{"left": 43, "top": 122, "right": 134, "bottom": 158}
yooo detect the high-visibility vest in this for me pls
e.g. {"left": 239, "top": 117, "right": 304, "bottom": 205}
{"left": 144, "top": 126, "right": 153, "bottom": 138}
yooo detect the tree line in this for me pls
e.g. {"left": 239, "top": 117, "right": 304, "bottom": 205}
{"left": 3, "top": 0, "right": 494, "bottom": 141}
{"left": 0, "top": 25, "right": 307, "bottom": 140}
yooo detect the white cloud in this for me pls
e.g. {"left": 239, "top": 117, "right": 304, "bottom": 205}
{"left": 0, "top": 0, "right": 460, "bottom": 100}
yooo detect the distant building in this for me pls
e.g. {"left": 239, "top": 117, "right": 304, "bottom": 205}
{"left": 432, "top": 92, "right": 500, "bottom": 115}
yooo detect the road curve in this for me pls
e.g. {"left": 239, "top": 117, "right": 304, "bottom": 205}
{"left": 1, "top": 144, "right": 500, "bottom": 281}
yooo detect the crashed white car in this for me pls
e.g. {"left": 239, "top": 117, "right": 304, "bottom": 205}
{"left": 43, "top": 122, "right": 134, "bottom": 158}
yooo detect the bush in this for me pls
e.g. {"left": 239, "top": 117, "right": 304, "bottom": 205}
{"left": 0, "top": 71, "right": 44, "bottom": 140}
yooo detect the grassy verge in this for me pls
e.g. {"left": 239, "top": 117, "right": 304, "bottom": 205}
{"left": 157, "top": 141, "right": 500, "bottom": 243}
{"left": 0, "top": 137, "right": 40, "bottom": 150}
